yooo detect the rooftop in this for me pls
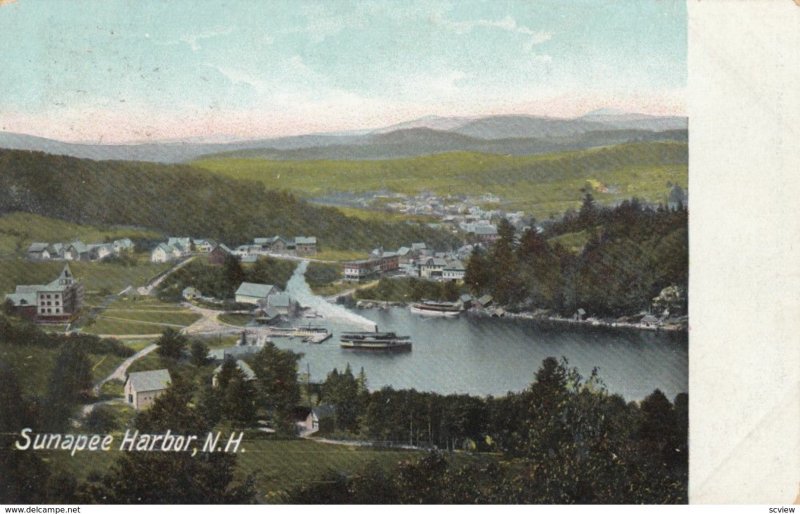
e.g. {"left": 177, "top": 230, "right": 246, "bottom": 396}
{"left": 127, "top": 369, "right": 171, "bottom": 393}
{"left": 235, "top": 282, "right": 276, "bottom": 299}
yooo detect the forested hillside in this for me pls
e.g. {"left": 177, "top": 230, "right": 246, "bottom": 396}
{"left": 0, "top": 150, "right": 457, "bottom": 252}
{"left": 195, "top": 141, "right": 687, "bottom": 218}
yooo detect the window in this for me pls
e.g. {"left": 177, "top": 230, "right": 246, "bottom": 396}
{"left": 128, "top": 394, "right": 133, "bottom": 403}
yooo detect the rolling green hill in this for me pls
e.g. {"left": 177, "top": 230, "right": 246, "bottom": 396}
{"left": 0, "top": 149, "right": 458, "bottom": 252}
{"left": 0, "top": 212, "right": 160, "bottom": 258}
{"left": 193, "top": 141, "right": 687, "bottom": 218}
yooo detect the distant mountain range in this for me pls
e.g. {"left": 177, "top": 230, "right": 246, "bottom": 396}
{"left": 0, "top": 111, "right": 687, "bottom": 163}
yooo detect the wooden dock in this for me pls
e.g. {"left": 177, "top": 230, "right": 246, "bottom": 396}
{"left": 265, "top": 326, "right": 331, "bottom": 344}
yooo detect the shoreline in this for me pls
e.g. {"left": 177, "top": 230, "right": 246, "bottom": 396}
{"left": 349, "top": 298, "right": 688, "bottom": 334}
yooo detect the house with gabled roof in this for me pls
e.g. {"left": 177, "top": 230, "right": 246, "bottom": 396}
{"left": 304, "top": 404, "right": 336, "bottom": 432}
{"left": 235, "top": 282, "right": 278, "bottom": 305}
{"left": 151, "top": 243, "right": 176, "bottom": 263}
{"left": 125, "top": 369, "right": 171, "bottom": 410}
{"left": 112, "top": 238, "right": 134, "bottom": 253}
{"left": 26, "top": 242, "right": 50, "bottom": 261}
{"left": 208, "top": 243, "right": 232, "bottom": 266}
{"left": 88, "top": 243, "right": 114, "bottom": 261}
{"left": 266, "top": 292, "right": 293, "bottom": 316}
{"left": 192, "top": 238, "right": 215, "bottom": 253}
{"left": 65, "top": 241, "right": 90, "bottom": 261}
{"left": 48, "top": 243, "right": 65, "bottom": 259}
{"left": 419, "top": 257, "right": 447, "bottom": 279}
{"left": 294, "top": 236, "right": 317, "bottom": 256}
{"left": 442, "top": 260, "right": 466, "bottom": 281}
{"left": 5, "top": 264, "right": 84, "bottom": 322}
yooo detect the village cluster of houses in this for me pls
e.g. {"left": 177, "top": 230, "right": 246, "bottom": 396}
{"left": 343, "top": 242, "right": 467, "bottom": 282}
{"left": 151, "top": 235, "right": 318, "bottom": 264}
{"left": 125, "top": 341, "right": 332, "bottom": 433}
{"left": 182, "top": 280, "right": 297, "bottom": 324}
{"left": 232, "top": 236, "right": 318, "bottom": 261}
{"left": 4, "top": 264, "right": 84, "bottom": 323}
{"left": 150, "top": 237, "right": 231, "bottom": 263}
{"left": 26, "top": 238, "right": 134, "bottom": 262}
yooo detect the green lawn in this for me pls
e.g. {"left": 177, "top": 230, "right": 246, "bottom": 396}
{"left": 98, "top": 379, "right": 125, "bottom": 399}
{"left": 97, "top": 310, "right": 201, "bottom": 326}
{"left": 82, "top": 318, "right": 168, "bottom": 336}
{"left": 126, "top": 340, "right": 156, "bottom": 352}
{"left": 110, "top": 297, "right": 188, "bottom": 311}
{"left": 125, "top": 351, "right": 173, "bottom": 375}
{"left": 80, "top": 297, "right": 200, "bottom": 336}
{"left": 0, "top": 212, "right": 161, "bottom": 259}
{"left": 330, "top": 206, "right": 436, "bottom": 224}
{"left": 313, "top": 249, "right": 369, "bottom": 262}
{"left": 0, "top": 343, "right": 128, "bottom": 396}
{"left": 43, "top": 435, "right": 422, "bottom": 503}
{"left": 90, "top": 353, "right": 129, "bottom": 383}
{"left": 193, "top": 142, "right": 688, "bottom": 219}
{"left": 218, "top": 313, "right": 252, "bottom": 326}
{"left": 0, "top": 259, "right": 172, "bottom": 297}
{"left": 237, "top": 439, "right": 419, "bottom": 502}
{"left": 549, "top": 229, "right": 592, "bottom": 254}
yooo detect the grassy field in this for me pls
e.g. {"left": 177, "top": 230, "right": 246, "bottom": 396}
{"left": 97, "top": 310, "right": 201, "bottom": 325}
{"left": 0, "top": 259, "right": 172, "bottom": 297}
{"left": 549, "top": 229, "right": 592, "bottom": 254}
{"left": 43, "top": 435, "right": 423, "bottom": 503}
{"left": 0, "top": 212, "right": 160, "bottom": 258}
{"left": 330, "top": 206, "right": 436, "bottom": 224}
{"left": 218, "top": 313, "right": 252, "bottom": 326}
{"left": 0, "top": 343, "right": 128, "bottom": 396}
{"left": 311, "top": 280, "right": 356, "bottom": 297}
{"left": 313, "top": 249, "right": 368, "bottom": 262}
{"left": 105, "top": 296, "right": 188, "bottom": 311}
{"left": 238, "top": 439, "right": 419, "bottom": 502}
{"left": 82, "top": 318, "right": 172, "bottom": 336}
{"left": 193, "top": 142, "right": 688, "bottom": 219}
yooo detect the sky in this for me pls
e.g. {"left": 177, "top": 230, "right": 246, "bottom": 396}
{"left": 0, "top": 0, "right": 686, "bottom": 143}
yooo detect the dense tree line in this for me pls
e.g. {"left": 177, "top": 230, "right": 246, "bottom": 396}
{"left": 79, "top": 374, "right": 257, "bottom": 503}
{"left": 354, "top": 277, "right": 463, "bottom": 303}
{"left": 0, "top": 149, "right": 458, "bottom": 251}
{"left": 0, "top": 317, "right": 138, "bottom": 502}
{"left": 157, "top": 254, "right": 297, "bottom": 301}
{"left": 299, "top": 357, "right": 688, "bottom": 503}
{"left": 465, "top": 196, "right": 688, "bottom": 317}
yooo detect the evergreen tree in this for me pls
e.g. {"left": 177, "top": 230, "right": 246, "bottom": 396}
{"left": 250, "top": 342, "right": 302, "bottom": 433}
{"left": 223, "top": 254, "right": 245, "bottom": 295}
{"left": 0, "top": 362, "right": 53, "bottom": 503}
{"left": 190, "top": 340, "right": 209, "bottom": 366}
{"left": 156, "top": 327, "right": 188, "bottom": 360}
{"left": 464, "top": 247, "right": 490, "bottom": 294}
{"left": 222, "top": 369, "right": 257, "bottom": 427}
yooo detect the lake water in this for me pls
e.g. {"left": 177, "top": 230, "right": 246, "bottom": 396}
{"left": 278, "top": 262, "right": 688, "bottom": 401}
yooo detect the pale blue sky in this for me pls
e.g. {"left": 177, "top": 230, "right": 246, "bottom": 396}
{"left": 0, "top": 0, "right": 686, "bottom": 142}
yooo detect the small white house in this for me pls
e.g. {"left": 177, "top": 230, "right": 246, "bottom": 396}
{"left": 442, "top": 260, "right": 466, "bottom": 281}
{"left": 151, "top": 243, "right": 175, "bottom": 263}
{"left": 125, "top": 369, "right": 171, "bottom": 410}
{"left": 304, "top": 404, "right": 336, "bottom": 432}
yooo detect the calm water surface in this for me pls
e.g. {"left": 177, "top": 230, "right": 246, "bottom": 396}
{"left": 277, "top": 262, "right": 687, "bottom": 401}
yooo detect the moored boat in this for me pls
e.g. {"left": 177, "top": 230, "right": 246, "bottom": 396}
{"left": 340, "top": 327, "right": 412, "bottom": 351}
{"left": 409, "top": 300, "right": 462, "bottom": 317}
